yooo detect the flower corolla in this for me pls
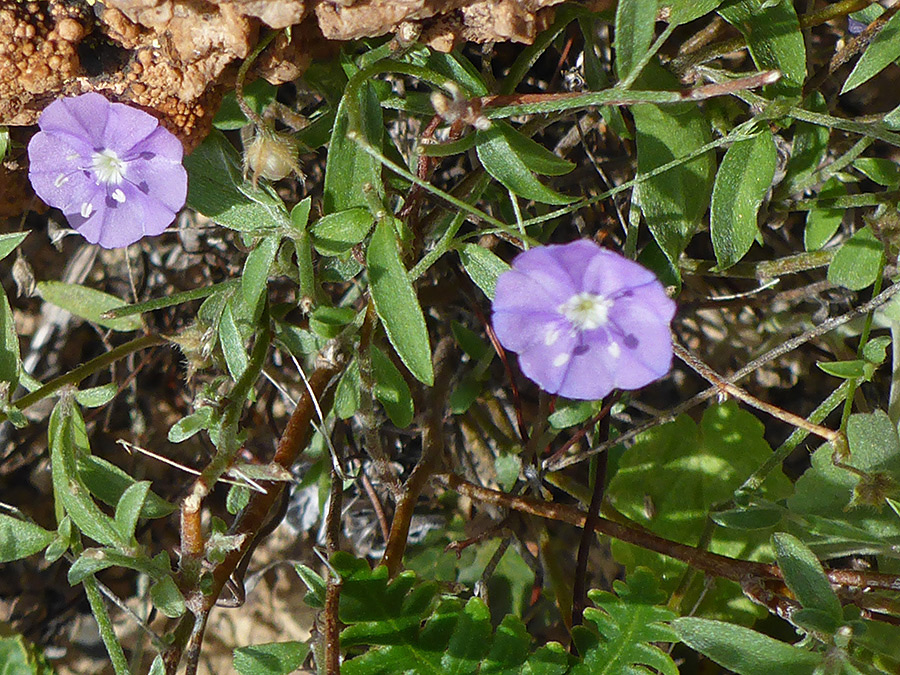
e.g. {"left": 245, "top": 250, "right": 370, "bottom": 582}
{"left": 491, "top": 240, "right": 675, "bottom": 400}
{"left": 27, "top": 92, "right": 187, "bottom": 248}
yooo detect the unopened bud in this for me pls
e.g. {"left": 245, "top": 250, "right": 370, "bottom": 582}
{"left": 243, "top": 129, "right": 302, "bottom": 186}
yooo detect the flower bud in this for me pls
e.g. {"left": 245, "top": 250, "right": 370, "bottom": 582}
{"left": 243, "top": 128, "right": 301, "bottom": 186}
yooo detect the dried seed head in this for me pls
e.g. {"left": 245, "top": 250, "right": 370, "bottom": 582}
{"left": 243, "top": 127, "right": 303, "bottom": 187}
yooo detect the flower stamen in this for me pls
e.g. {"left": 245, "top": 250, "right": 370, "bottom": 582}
{"left": 91, "top": 148, "right": 127, "bottom": 185}
{"left": 559, "top": 292, "right": 613, "bottom": 331}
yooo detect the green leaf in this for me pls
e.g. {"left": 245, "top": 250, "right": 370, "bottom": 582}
{"left": 615, "top": 0, "right": 657, "bottom": 81}
{"left": 233, "top": 642, "right": 310, "bottom": 675}
{"left": 853, "top": 157, "right": 900, "bottom": 186}
{"left": 77, "top": 454, "right": 175, "bottom": 519}
{"left": 150, "top": 575, "right": 186, "bottom": 618}
{"left": 308, "top": 305, "right": 357, "bottom": 339}
{"left": 787, "top": 410, "right": 900, "bottom": 558}
{"left": 548, "top": 399, "right": 596, "bottom": 429}
{"left": 827, "top": 226, "right": 884, "bottom": 291}
{"left": 710, "top": 131, "right": 777, "bottom": 269}
{"left": 0, "top": 634, "right": 54, "bottom": 675}
{"left": 367, "top": 221, "right": 434, "bottom": 385}
{"left": 665, "top": 0, "right": 723, "bottom": 25}
{"left": 37, "top": 281, "right": 143, "bottom": 332}
{"left": 74, "top": 382, "right": 117, "bottom": 408}
{"left": 0, "top": 513, "right": 55, "bottom": 563}
{"left": 710, "top": 504, "right": 784, "bottom": 530}
{"left": 0, "top": 283, "right": 20, "bottom": 395}
{"left": 571, "top": 569, "right": 678, "bottom": 675}
{"left": 0, "top": 126, "right": 7, "bottom": 161}
{"left": 334, "top": 358, "right": 361, "bottom": 419}
{"left": 673, "top": 617, "right": 822, "bottom": 675}
{"left": 67, "top": 547, "right": 171, "bottom": 584}
{"left": 500, "top": 123, "right": 575, "bottom": 177}
{"left": 632, "top": 62, "right": 715, "bottom": 266}
{"left": 817, "top": 359, "right": 867, "bottom": 380}
{"left": 213, "top": 78, "right": 277, "bottom": 130}
{"left": 293, "top": 563, "right": 326, "bottom": 608}
{"left": 607, "top": 401, "right": 792, "bottom": 623}
{"left": 185, "top": 130, "right": 290, "bottom": 232}
{"left": 311, "top": 207, "right": 375, "bottom": 256}
{"left": 842, "top": 11, "right": 900, "bottom": 93}
{"left": 324, "top": 80, "right": 382, "bottom": 212}
{"left": 49, "top": 401, "right": 125, "bottom": 548}
{"left": 804, "top": 178, "right": 846, "bottom": 251}
{"left": 219, "top": 299, "right": 249, "bottom": 381}
{"left": 168, "top": 407, "right": 215, "bottom": 443}
{"left": 242, "top": 234, "right": 280, "bottom": 320}
{"left": 783, "top": 92, "right": 830, "bottom": 195}
{"left": 458, "top": 243, "right": 510, "bottom": 300}
{"left": 113, "top": 480, "right": 151, "bottom": 543}
{"left": 495, "top": 453, "right": 522, "bottom": 492}
{"left": 371, "top": 345, "right": 414, "bottom": 428}
{"left": 773, "top": 532, "right": 843, "bottom": 621}
{"left": 476, "top": 123, "right": 576, "bottom": 205}
{"left": 718, "top": 0, "right": 806, "bottom": 97}
{"left": 0, "top": 231, "right": 29, "bottom": 262}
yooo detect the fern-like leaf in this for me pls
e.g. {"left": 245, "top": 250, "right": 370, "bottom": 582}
{"left": 570, "top": 567, "right": 679, "bottom": 675}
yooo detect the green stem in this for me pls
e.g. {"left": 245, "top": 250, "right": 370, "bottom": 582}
{"left": 890, "top": 321, "right": 900, "bottom": 426}
{"left": 618, "top": 23, "right": 677, "bottom": 90}
{"left": 4, "top": 334, "right": 165, "bottom": 423}
{"left": 102, "top": 280, "right": 240, "bottom": 319}
{"left": 83, "top": 574, "right": 131, "bottom": 674}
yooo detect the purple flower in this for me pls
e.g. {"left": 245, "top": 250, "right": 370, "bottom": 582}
{"left": 491, "top": 240, "right": 675, "bottom": 400}
{"left": 27, "top": 93, "right": 187, "bottom": 249}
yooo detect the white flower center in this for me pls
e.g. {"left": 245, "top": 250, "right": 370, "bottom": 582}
{"left": 91, "top": 149, "right": 127, "bottom": 185}
{"left": 559, "top": 292, "right": 613, "bottom": 331}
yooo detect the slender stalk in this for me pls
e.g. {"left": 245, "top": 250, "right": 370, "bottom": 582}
{"left": 102, "top": 280, "right": 239, "bottom": 319}
{"left": 83, "top": 574, "right": 131, "bottom": 675}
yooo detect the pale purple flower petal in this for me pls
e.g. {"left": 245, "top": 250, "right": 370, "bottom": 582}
{"left": 492, "top": 240, "right": 676, "bottom": 400}
{"left": 27, "top": 92, "right": 187, "bottom": 249}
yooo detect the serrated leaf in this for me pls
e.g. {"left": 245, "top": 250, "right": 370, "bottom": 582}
{"left": 311, "top": 207, "right": 375, "bottom": 256}
{"left": 718, "top": 0, "right": 806, "bottom": 97}
{"left": 476, "top": 123, "right": 576, "bottom": 205}
{"left": 371, "top": 345, "right": 414, "bottom": 428}
{"left": 571, "top": 569, "right": 678, "bottom": 675}
{"left": 633, "top": 62, "right": 715, "bottom": 267}
{"left": 367, "top": 221, "right": 434, "bottom": 385}
{"left": 827, "top": 226, "right": 884, "bottom": 291}
{"left": 37, "top": 282, "right": 142, "bottom": 332}
{"left": 773, "top": 532, "right": 842, "bottom": 621}
{"left": 185, "top": 130, "right": 290, "bottom": 232}
{"left": 458, "top": 243, "right": 510, "bottom": 300}
{"left": 615, "top": 0, "right": 657, "bottom": 81}
{"left": 711, "top": 131, "right": 777, "bottom": 269}
{"left": 242, "top": 234, "right": 280, "bottom": 320}
{"left": 150, "top": 575, "right": 186, "bottom": 618}
{"left": 0, "top": 513, "right": 55, "bottom": 563}
{"left": 842, "top": 11, "right": 900, "bottom": 93}
{"left": 113, "top": 480, "right": 151, "bottom": 542}
{"left": 233, "top": 642, "right": 310, "bottom": 675}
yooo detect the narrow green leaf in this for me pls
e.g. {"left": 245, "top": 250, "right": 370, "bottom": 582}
{"left": 632, "top": 62, "right": 715, "bottom": 266}
{"left": 673, "top": 617, "right": 822, "bottom": 675}
{"left": 294, "top": 563, "right": 327, "bottom": 608}
{"left": 476, "top": 123, "right": 576, "bottom": 205}
{"left": 783, "top": 92, "right": 829, "bottom": 196}
{"left": 371, "top": 345, "right": 414, "bottom": 428}
{"left": 168, "top": 407, "right": 214, "bottom": 443}
{"left": 311, "top": 208, "right": 375, "bottom": 256}
{"left": 458, "top": 243, "right": 510, "bottom": 300}
{"left": 718, "top": 0, "right": 806, "bottom": 97}
{"left": 334, "top": 358, "right": 361, "bottom": 419}
{"left": 242, "top": 234, "right": 280, "bottom": 319}
{"left": 711, "top": 131, "right": 777, "bottom": 269}
{"left": 804, "top": 179, "right": 846, "bottom": 251}
{"left": 74, "top": 382, "right": 117, "bottom": 408}
{"left": 710, "top": 505, "right": 784, "bottom": 530}
{"left": 367, "top": 221, "right": 434, "bottom": 386}
{"left": 49, "top": 402, "right": 124, "bottom": 548}
{"left": 37, "top": 282, "right": 143, "bottom": 332}
{"left": 817, "top": 359, "right": 867, "bottom": 380}
{"left": 827, "top": 226, "right": 884, "bottom": 291}
{"left": 500, "top": 124, "right": 575, "bottom": 177}
{"left": 615, "top": 0, "right": 657, "bottom": 81}
{"left": 773, "top": 532, "right": 843, "bottom": 621}
{"left": 150, "top": 575, "right": 186, "bottom": 618}
{"left": 324, "top": 81, "right": 382, "bottom": 212}
{"left": 308, "top": 306, "right": 356, "bottom": 339}
{"left": 77, "top": 454, "right": 175, "bottom": 519}
{"left": 842, "top": 11, "right": 900, "bottom": 93}
{"left": 185, "top": 130, "right": 290, "bottom": 232}
{"left": 233, "top": 642, "right": 310, "bottom": 675}
{"left": 67, "top": 547, "right": 170, "bottom": 585}
{"left": 0, "top": 283, "right": 20, "bottom": 395}
{"left": 853, "top": 157, "right": 900, "bottom": 186}
{"left": 0, "top": 513, "right": 55, "bottom": 563}
{"left": 113, "top": 481, "right": 151, "bottom": 543}
{"left": 0, "top": 231, "right": 29, "bottom": 262}
{"left": 219, "top": 299, "right": 249, "bottom": 382}
{"left": 665, "top": 0, "right": 723, "bottom": 26}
